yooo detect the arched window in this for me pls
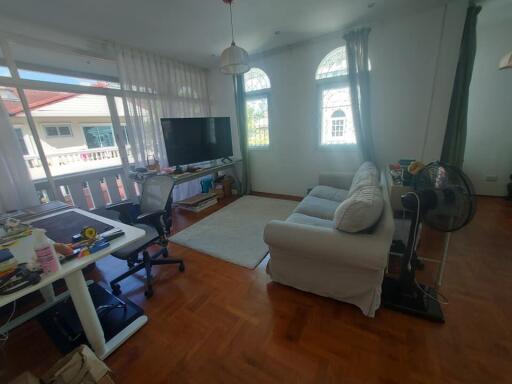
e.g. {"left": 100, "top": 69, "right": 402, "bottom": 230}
{"left": 316, "top": 47, "right": 356, "bottom": 145}
{"left": 331, "top": 110, "right": 346, "bottom": 137}
{"left": 244, "top": 68, "right": 271, "bottom": 148}
{"left": 315, "top": 47, "right": 348, "bottom": 80}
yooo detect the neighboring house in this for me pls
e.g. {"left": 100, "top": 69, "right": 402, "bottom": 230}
{"left": 2, "top": 86, "right": 129, "bottom": 179}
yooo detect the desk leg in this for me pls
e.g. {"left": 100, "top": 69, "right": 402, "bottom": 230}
{"left": 64, "top": 270, "right": 107, "bottom": 358}
{"left": 39, "top": 284, "right": 56, "bottom": 303}
{"left": 64, "top": 271, "right": 148, "bottom": 360}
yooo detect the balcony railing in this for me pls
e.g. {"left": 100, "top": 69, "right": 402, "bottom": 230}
{"left": 24, "top": 147, "right": 133, "bottom": 181}
{"left": 33, "top": 166, "right": 139, "bottom": 211}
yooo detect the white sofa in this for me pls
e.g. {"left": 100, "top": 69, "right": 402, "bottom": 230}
{"left": 264, "top": 162, "right": 395, "bottom": 317}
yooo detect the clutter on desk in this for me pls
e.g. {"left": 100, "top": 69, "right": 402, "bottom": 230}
{"left": 0, "top": 264, "right": 41, "bottom": 295}
{"left": 0, "top": 249, "right": 18, "bottom": 277}
{"left": 0, "top": 220, "right": 31, "bottom": 247}
{"left": 33, "top": 228, "right": 61, "bottom": 274}
{"left": 146, "top": 154, "right": 160, "bottom": 172}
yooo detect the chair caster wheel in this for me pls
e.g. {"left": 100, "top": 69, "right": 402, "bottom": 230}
{"left": 145, "top": 288, "right": 153, "bottom": 298}
{"left": 179, "top": 263, "right": 185, "bottom": 272}
{"left": 111, "top": 284, "right": 121, "bottom": 296}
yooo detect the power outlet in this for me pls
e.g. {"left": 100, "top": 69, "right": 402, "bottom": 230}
{"left": 485, "top": 175, "right": 498, "bottom": 182}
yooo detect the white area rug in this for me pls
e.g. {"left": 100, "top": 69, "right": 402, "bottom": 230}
{"left": 170, "top": 195, "right": 297, "bottom": 269}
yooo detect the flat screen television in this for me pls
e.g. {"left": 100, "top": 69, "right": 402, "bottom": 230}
{"left": 161, "top": 117, "right": 233, "bottom": 166}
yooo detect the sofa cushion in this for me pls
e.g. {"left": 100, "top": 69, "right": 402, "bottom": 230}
{"left": 334, "top": 185, "right": 384, "bottom": 233}
{"left": 348, "top": 162, "right": 379, "bottom": 198}
{"left": 286, "top": 213, "right": 334, "bottom": 228}
{"left": 309, "top": 185, "right": 349, "bottom": 202}
{"left": 294, "top": 195, "right": 340, "bottom": 220}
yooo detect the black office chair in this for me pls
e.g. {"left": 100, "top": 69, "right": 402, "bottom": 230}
{"left": 96, "top": 175, "right": 184, "bottom": 298}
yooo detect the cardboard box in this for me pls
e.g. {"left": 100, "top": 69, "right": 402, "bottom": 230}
{"left": 41, "top": 345, "right": 113, "bottom": 384}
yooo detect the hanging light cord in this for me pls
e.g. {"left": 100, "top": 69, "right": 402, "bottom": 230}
{"left": 229, "top": 2, "right": 235, "bottom": 44}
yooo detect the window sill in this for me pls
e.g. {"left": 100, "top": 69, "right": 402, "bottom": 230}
{"left": 248, "top": 146, "right": 271, "bottom": 151}
{"left": 316, "top": 144, "right": 359, "bottom": 152}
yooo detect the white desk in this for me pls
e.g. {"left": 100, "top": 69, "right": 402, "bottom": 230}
{"left": 0, "top": 208, "right": 147, "bottom": 359}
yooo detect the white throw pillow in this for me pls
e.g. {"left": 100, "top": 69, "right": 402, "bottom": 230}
{"left": 334, "top": 185, "right": 384, "bottom": 233}
{"left": 347, "top": 162, "right": 379, "bottom": 198}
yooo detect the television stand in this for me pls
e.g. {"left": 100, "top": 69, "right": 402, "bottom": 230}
{"left": 221, "top": 157, "right": 233, "bottom": 164}
{"left": 131, "top": 157, "right": 242, "bottom": 188}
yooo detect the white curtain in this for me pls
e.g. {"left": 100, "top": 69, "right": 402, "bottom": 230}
{"left": 114, "top": 45, "right": 211, "bottom": 201}
{"left": 0, "top": 101, "right": 39, "bottom": 213}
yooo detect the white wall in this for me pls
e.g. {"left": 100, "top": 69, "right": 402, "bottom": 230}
{"left": 208, "top": 2, "right": 467, "bottom": 196}
{"left": 464, "top": 7, "right": 512, "bottom": 196}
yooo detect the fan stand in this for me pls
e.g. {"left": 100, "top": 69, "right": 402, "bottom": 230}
{"left": 382, "top": 200, "right": 445, "bottom": 323}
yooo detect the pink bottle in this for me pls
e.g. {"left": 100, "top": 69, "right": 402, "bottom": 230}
{"left": 33, "top": 228, "right": 60, "bottom": 274}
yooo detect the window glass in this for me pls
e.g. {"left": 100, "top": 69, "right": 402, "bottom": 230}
{"left": 316, "top": 47, "right": 356, "bottom": 146}
{"left": 0, "top": 65, "right": 10, "bottom": 77}
{"left": 244, "top": 68, "right": 271, "bottom": 148}
{"left": 44, "top": 125, "right": 72, "bottom": 137}
{"left": 14, "top": 128, "right": 29, "bottom": 155}
{"left": 16, "top": 90, "right": 122, "bottom": 177}
{"left": 244, "top": 68, "right": 270, "bottom": 92}
{"left": 17, "top": 68, "right": 120, "bottom": 89}
{"left": 246, "top": 97, "right": 270, "bottom": 147}
{"left": 0, "top": 46, "right": 11, "bottom": 77}
{"left": 83, "top": 126, "right": 115, "bottom": 149}
{"left": 0, "top": 87, "right": 40, "bottom": 184}
{"left": 320, "top": 88, "right": 355, "bottom": 145}
{"left": 114, "top": 97, "right": 134, "bottom": 163}
{"left": 316, "top": 47, "right": 348, "bottom": 80}
{"left": 45, "top": 126, "right": 58, "bottom": 137}
{"left": 9, "top": 41, "right": 119, "bottom": 88}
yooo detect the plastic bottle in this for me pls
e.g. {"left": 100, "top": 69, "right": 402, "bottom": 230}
{"left": 33, "top": 228, "right": 60, "bottom": 274}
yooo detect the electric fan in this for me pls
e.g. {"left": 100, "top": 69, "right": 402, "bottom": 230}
{"left": 382, "top": 161, "right": 477, "bottom": 322}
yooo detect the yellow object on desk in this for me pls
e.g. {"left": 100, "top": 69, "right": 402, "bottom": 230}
{"left": 81, "top": 226, "right": 97, "bottom": 240}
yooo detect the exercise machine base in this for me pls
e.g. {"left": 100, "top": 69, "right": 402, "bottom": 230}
{"left": 38, "top": 282, "right": 145, "bottom": 353}
{"left": 382, "top": 276, "right": 444, "bottom": 323}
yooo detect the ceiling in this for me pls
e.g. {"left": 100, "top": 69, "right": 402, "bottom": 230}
{"left": 0, "top": 0, "right": 448, "bottom": 68}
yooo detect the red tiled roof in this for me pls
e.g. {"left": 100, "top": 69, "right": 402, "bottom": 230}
{"left": 2, "top": 87, "right": 77, "bottom": 116}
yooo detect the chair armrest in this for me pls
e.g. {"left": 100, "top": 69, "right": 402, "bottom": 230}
{"left": 318, "top": 172, "right": 355, "bottom": 190}
{"left": 264, "top": 220, "right": 389, "bottom": 271}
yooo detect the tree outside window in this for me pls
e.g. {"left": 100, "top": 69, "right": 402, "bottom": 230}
{"left": 244, "top": 68, "right": 271, "bottom": 148}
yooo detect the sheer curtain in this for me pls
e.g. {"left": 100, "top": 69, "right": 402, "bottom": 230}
{"left": 344, "top": 28, "right": 376, "bottom": 163}
{"left": 114, "top": 45, "right": 211, "bottom": 201}
{"left": 0, "top": 101, "right": 38, "bottom": 213}
{"left": 233, "top": 74, "right": 250, "bottom": 195}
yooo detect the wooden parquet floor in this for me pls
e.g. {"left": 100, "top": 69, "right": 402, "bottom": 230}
{"left": 2, "top": 195, "right": 512, "bottom": 383}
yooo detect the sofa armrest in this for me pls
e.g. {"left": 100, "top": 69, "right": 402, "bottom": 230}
{"left": 264, "top": 220, "right": 389, "bottom": 271}
{"left": 318, "top": 172, "right": 355, "bottom": 190}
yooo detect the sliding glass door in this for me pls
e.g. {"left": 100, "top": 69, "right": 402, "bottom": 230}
{"left": 0, "top": 39, "right": 136, "bottom": 210}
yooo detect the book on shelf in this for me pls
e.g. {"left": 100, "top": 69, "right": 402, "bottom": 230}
{"left": 178, "top": 195, "right": 217, "bottom": 212}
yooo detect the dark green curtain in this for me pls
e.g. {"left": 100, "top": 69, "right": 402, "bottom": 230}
{"left": 343, "top": 28, "right": 375, "bottom": 163}
{"left": 233, "top": 74, "right": 250, "bottom": 195}
{"left": 440, "top": 5, "right": 481, "bottom": 168}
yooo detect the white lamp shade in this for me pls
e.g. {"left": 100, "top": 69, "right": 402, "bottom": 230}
{"left": 220, "top": 43, "right": 250, "bottom": 74}
{"left": 499, "top": 51, "right": 512, "bottom": 70}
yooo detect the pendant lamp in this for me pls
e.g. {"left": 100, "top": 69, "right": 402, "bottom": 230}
{"left": 220, "top": 0, "right": 250, "bottom": 74}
